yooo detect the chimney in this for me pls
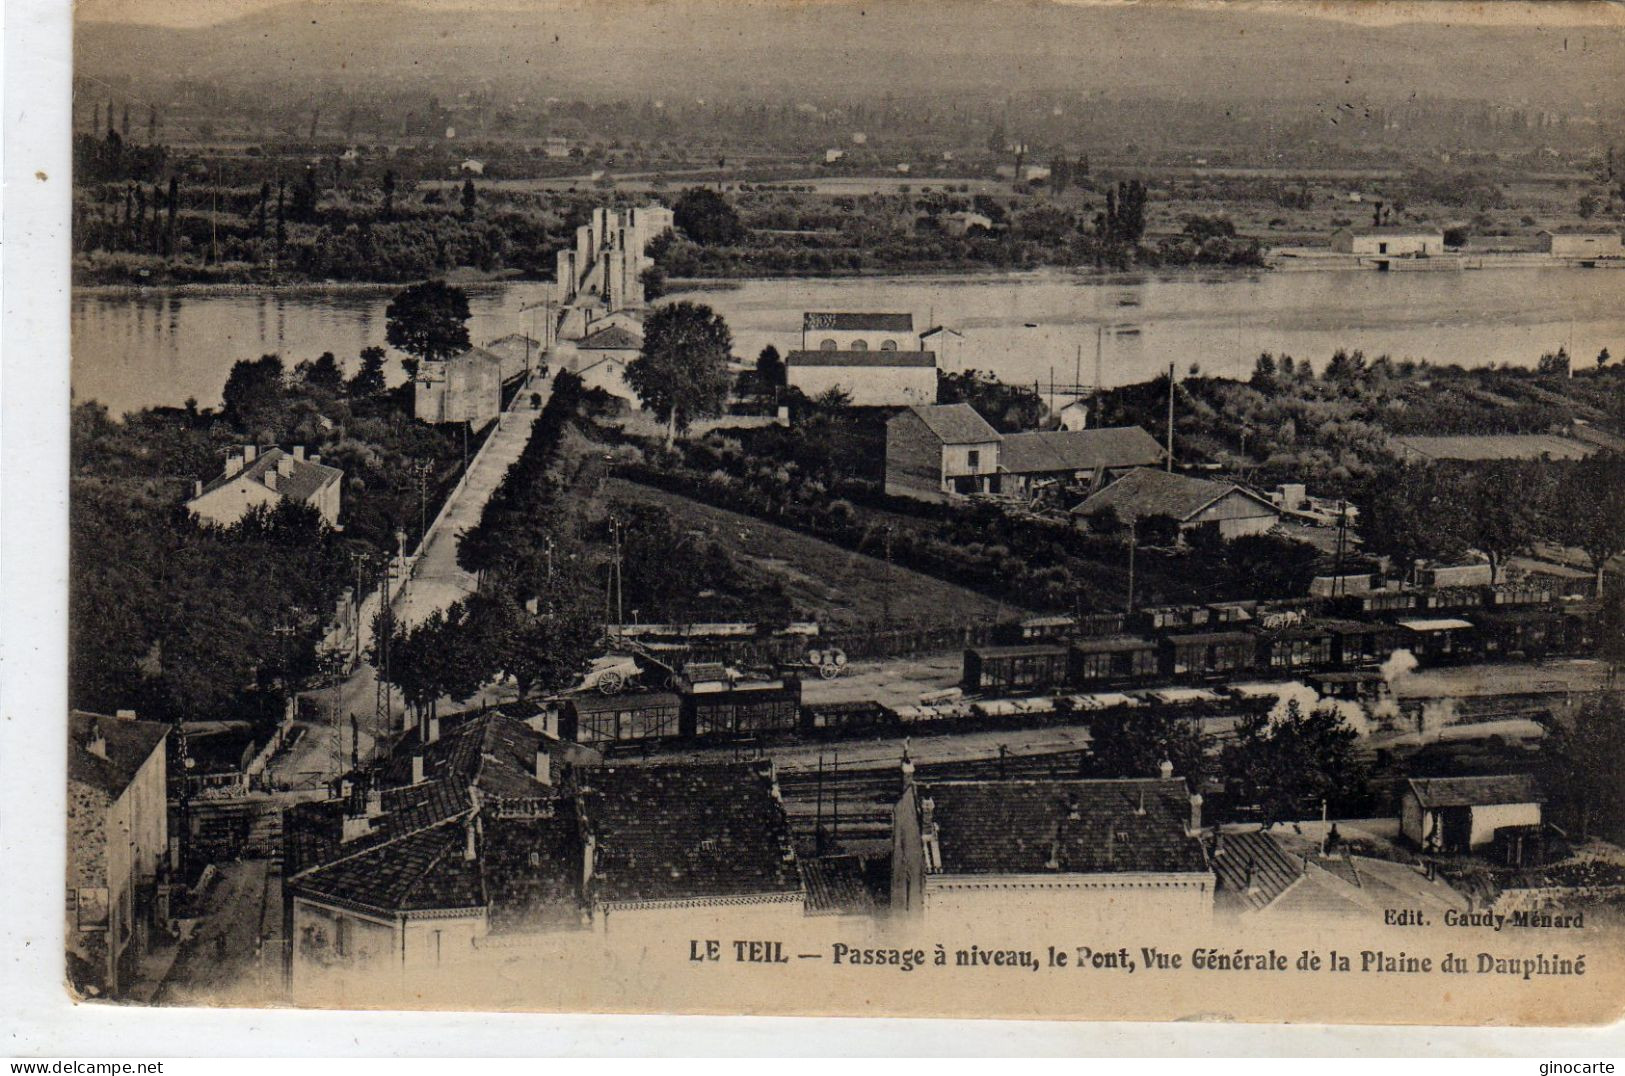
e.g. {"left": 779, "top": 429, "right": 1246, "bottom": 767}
{"left": 365, "top": 786, "right": 383, "bottom": 819}
{"left": 411, "top": 750, "right": 425, "bottom": 785}
{"left": 293, "top": 445, "right": 306, "bottom": 461}
{"left": 463, "top": 815, "right": 479, "bottom": 862}
{"left": 581, "top": 830, "right": 597, "bottom": 893}
{"left": 264, "top": 470, "right": 278, "bottom": 492}
{"left": 341, "top": 813, "right": 372, "bottom": 842}
{"left": 1135, "top": 790, "right": 1147, "bottom": 816}
{"left": 428, "top": 715, "right": 441, "bottom": 744}
{"left": 1214, "top": 831, "right": 1225, "bottom": 856}
{"left": 1245, "top": 860, "right": 1259, "bottom": 895}
{"left": 535, "top": 747, "right": 552, "bottom": 787}
{"left": 919, "top": 795, "right": 941, "bottom": 872}
{"left": 1188, "top": 793, "right": 1204, "bottom": 834}
{"left": 226, "top": 453, "right": 244, "bottom": 476}
{"left": 1158, "top": 758, "right": 1174, "bottom": 780}
{"left": 310, "top": 453, "right": 323, "bottom": 467}
{"left": 278, "top": 454, "right": 295, "bottom": 477}
{"left": 84, "top": 718, "right": 107, "bottom": 760}
{"left": 115, "top": 709, "right": 138, "bottom": 722}
{"left": 193, "top": 479, "right": 203, "bottom": 498}
{"left": 900, "top": 754, "right": 916, "bottom": 786}
{"left": 243, "top": 445, "right": 257, "bottom": 464}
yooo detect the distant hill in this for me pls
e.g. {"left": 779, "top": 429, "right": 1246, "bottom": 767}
{"left": 76, "top": 0, "right": 1625, "bottom": 112}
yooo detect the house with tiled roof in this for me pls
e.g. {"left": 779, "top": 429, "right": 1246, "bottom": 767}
{"left": 1070, "top": 467, "right": 1280, "bottom": 541}
{"left": 185, "top": 445, "right": 342, "bottom": 529}
{"left": 560, "top": 323, "right": 642, "bottom": 402}
{"left": 891, "top": 771, "right": 1214, "bottom": 924}
{"left": 282, "top": 708, "right": 593, "bottom": 990}
{"left": 483, "top": 333, "right": 543, "bottom": 383}
{"left": 885, "top": 403, "right": 1002, "bottom": 500}
{"left": 67, "top": 711, "right": 171, "bottom": 998}
{"left": 577, "top": 761, "right": 804, "bottom": 932}
{"left": 1401, "top": 774, "right": 1543, "bottom": 854}
{"left": 283, "top": 712, "right": 805, "bottom": 984}
{"left": 998, "top": 427, "right": 1166, "bottom": 498}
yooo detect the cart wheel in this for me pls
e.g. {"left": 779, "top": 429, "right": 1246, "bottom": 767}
{"left": 807, "top": 649, "right": 823, "bottom": 666}
{"left": 597, "top": 670, "right": 625, "bottom": 695}
{"left": 819, "top": 662, "right": 841, "bottom": 680}
{"left": 832, "top": 648, "right": 848, "bottom": 667}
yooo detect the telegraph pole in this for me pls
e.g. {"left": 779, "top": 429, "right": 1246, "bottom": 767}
{"left": 1165, "top": 361, "right": 1176, "bottom": 472}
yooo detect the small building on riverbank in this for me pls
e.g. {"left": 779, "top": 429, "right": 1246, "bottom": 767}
{"left": 1330, "top": 227, "right": 1445, "bottom": 257}
{"left": 1537, "top": 230, "right": 1623, "bottom": 259}
{"left": 786, "top": 348, "right": 937, "bottom": 407}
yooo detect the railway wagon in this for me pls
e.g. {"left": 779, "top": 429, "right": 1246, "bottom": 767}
{"left": 961, "top": 644, "right": 1071, "bottom": 695}
{"left": 1394, "top": 617, "right": 1478, "bottom": 665}
{"left": 1067, "top": 636, "right": 1159, "bottom": 685}
{"left": 1159, "top": 630, "right": 1258, "bottom": 679}
{"left": 560, "top": 691, "right": 683, "bottom": 749}
{"left": 1474, "top": 607, "right": 1567, "bottom": 660}
{"left": 686, "top": 677, "right": 804, "bottom": 737}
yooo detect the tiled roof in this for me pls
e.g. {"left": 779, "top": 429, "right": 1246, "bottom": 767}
{"left": 803, "top": 312, "right": 914, "bottom": 333}
{"left": 291, "top": 817, "right": 486, "bottom": 915}
{"left": 917, "top": 778, "right": 1208, "bottom": 876}
{"left": 900, "top": 403, "right": 1000, "bottom": 445}
{"left": 785, "top": 349, "right": 936, "bottom": 369}
{"left": 68, "top": 711, "right": 168, "bottom": 800}
{"left": 581, "top": 762, "right": 801, "bottom": 904}
{"left": 1268, "top": 854, "right": 1468, "bottom": 920}
{"left": 449, "top": 345, "right": 507, "bottom": 368}
{"left": 1341, "top": 226, "right": 1444, "bottom": 236}
{"left": 1210, "top": 829, "right": 1303, "bottom": 912}
{"left": 999, "top": 427, "right": 1165, "bottom": 476}
{"left": 1407, "top": 774, "right": 1542, "bottom": 809}
{"left": 1071, "top": 467, "right": 1277, "bottom": 524}
{"left": 801, "top": 854, "right": 882, "bottom": 916}
{"left": 482, "top": 815, "right": 587, "bottom": 934}
{"left": 578, "top": 325, "right": 644, "bottom": 350}
{"left": 193, "top": 448, "right": 342, "bottom": 506}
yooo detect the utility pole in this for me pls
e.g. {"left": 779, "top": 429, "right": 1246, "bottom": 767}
{"left": 1094, "top": 324, "right": 1104, "bottom": 425}
{"left": 408, "top": 457, "right": 433, "bottom": 553}
{"left": 1165, "top": 361, "right": 1176, "bottom": 472}
{"left": 881, "top": 525, "right": 894, "bottom": 628}
{"left": 1126, "top": 525, "right": 1138, "bottom": 614}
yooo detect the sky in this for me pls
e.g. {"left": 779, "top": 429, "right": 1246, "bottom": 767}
{"left": 72, "top": 0, "right": 1625, "bottom": 30}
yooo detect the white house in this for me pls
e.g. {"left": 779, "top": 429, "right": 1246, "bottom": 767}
{"left": 186, "top": 445, "right": 343, "bottom": 529}
{"left": 1401, "top": 775, "right": 1543, "bottom": 854}
{"left": 1538, "top": 230, "right": 1623, "bottom": 258}
{"left": 785, "top": 348, "right": 937, "bottom": 407}
{"left": 1330, "top": 227, "right": 1445, "bottom": 257}
{"left": 801, "top": 311, "right": 916, "bottom": 353}
{"left": 884, "top": 403, "right": 1002, "bottom": 500}
{"left": 67, "top": 711, "right": 171, "bottom": 998}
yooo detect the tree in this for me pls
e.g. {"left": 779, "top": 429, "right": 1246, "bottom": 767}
{"left": 349, "top": 346, "right": 388, "bottom": 398}
{"left": 1084, "top": 707, "right": 1207, "bottom": 787}
{"left": 1578, "top": 193, "right": 1599, "bottom": 219}
{"left": 1598, "top": 348, "right": 1612, "bottom": 369}
{"left": 297, "top": 351, "right": 345, "bottom": 396}
{"left": 756, "top": 344, "right": 785, "bottom": 390}
{"left": 626, "top": 300, "right": 734, "bottom": 446}
{"left": 381, "top": 170, "right": 397, "bottom": 220}
{"left": 385, "top": 280, "right": 472, "bottom": 363}
{"left": 672, "top": 187, "right": 744, "bottom": 245}
{"left": 471, "top": 583, "right": 600, "bottom": 700}
{"left": 1558, "top": 451, "right": 1625, "bottom": 596}
{"left": 1221, "top": 701, "right": 1367, "bottom": 824}
{"left": 1542, "top": 691, "right": 1625, "bottom": 840}
{"left": 1224, "top": 534, "right": 1320, "bottom": 599}
{"left": 1460, "top": 460, "right": 1544, "bottom": 584}
{"left": 1135, "top": 513, "right": 1181, "bottom": 549}
{"left": 461, "top": 176, "right": 478, "bottom": 217}
{"left": 221, "top": 354, "right": 289, "bottom": 438}
{"left": 1250, "top": 352, "right": 1278, "bottom": 391}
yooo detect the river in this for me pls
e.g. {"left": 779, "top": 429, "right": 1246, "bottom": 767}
{"left": 73, "top": 266, "right": 1625, "bottom": 415}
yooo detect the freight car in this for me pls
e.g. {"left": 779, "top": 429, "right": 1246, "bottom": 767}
{"left": 960, "top": 644, "right": 1072, "bottom": 695}
{"left": 558, "top": 675, "right": 803, "bottom": 749}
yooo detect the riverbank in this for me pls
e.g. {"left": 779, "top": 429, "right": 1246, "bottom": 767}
{"left": 73, "top": 265, "right": 534, "bottom": 299}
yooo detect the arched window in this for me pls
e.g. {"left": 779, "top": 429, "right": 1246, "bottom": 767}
{"left": 850, "top": 339, "right": 869, "bottom": 351}
{"left": 820, "top": 338, "right": 838, "bottom": 351}
{"left": 880, "top": 339, "right": 898, "bottom": 351}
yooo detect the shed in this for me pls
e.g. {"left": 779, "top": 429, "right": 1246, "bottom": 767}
{"left": 1401, "top": 775, "right": 1542, "bottom": 853}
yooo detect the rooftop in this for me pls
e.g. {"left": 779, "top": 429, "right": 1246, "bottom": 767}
{"left": 1210, "top": 829, "right": 1303, "bottom": 912}
{"left": 578, "top": 325, "right": 644, "bottom": 350}
{"left": 917, "top": 778, "right": 1208, "bottom": 876}
{"left": 801, "top": 854, "right": 883, "bottom": 917}
{"left": 899, "top": 402, "right": 1000, "bottom": 445}
{"left": 1072, "top": 467, "right": 1275, "bottom": 524}
{"left": 1407, "top": 774, "right": 1542, "bottom": 809}
{"left": 68, "top": 711, "right": 168, "bottom": 801}
{"left": 999, "top": 427, "right": 1165, "bottom": 476}
{"left": 803, "top": 312, "right": 914, "bottom": 333}
{"left": 192, "top": 447, "right": 342, "bottom": 506}
{"left": 785, "top": 349, "right": 936, "bottom": 369}
{"left": 580, "top": 762, "right": 800, "bottom": 905}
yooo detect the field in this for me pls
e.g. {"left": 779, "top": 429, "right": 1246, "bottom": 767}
{"left": 601, "top": 477, "right": 1019, "bottom": 630}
